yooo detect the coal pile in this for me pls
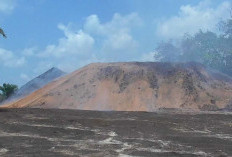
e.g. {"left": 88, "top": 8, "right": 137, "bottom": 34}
{"left": 5, "top": 62, "right": 232, "bottom": 111}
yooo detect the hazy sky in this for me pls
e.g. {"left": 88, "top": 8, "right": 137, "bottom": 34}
{"left": 0, "top": 0, "right": 231, "bottom": 86}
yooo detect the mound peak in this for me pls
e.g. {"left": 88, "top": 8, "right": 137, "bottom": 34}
{"left": 2, "top": 67, "right": 65, "bottom": 104}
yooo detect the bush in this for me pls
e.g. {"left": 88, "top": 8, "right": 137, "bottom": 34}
{"left": 0, "top": 83, "right": 18, "bottom": 99}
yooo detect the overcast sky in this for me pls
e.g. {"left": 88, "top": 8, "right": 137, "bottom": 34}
{"left": 0, "top": 0, "right": 231, "bottom": 86}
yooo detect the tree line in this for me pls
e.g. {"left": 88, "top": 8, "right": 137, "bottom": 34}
{"left": 155, "top": 13, "right": 232, "bottom": 76}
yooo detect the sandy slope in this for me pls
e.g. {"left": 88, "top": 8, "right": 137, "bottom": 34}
{"left": 1, "top": 67, "right": 65, "bottom": 105}
{"left": 3, "top": 62, "right": 232, "bottom": 111}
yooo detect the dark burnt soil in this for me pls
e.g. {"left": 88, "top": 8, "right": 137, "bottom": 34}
{"left": 0, "top": 108, "right": 232, "bottom": 157}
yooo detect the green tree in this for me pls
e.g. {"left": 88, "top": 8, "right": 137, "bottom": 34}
{"left": 181, "top": 31, "right": 223, "bottom": 68}
{"left": 155, "top": 15, "right": 232, "bottom": 76}
{"left": 0, "top": 83, "right": 18, "bottom": 99}
{"left": 220, "top": 13, "right": 232, "bottom": 38}
{"left": 216, "top": 14, "right": 232, "bottom": 75}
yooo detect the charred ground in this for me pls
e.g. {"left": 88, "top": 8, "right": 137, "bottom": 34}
{"left": 0, "top": 108, "right": 232, "bottom": 157}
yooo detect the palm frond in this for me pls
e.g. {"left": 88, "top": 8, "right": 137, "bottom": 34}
{"left": 0, "top": 28, "right": 7, "bottom": 38}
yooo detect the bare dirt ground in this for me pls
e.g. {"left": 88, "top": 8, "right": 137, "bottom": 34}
{"left": 0, "top": 108, "right": 232, "bottom": 157}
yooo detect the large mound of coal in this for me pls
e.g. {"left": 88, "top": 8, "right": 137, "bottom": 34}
{"left": 5, "top": 62, "right": 232, "bottom": 111}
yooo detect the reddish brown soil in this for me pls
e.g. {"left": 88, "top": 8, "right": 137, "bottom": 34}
{"left": 3, "top": 62, "right": 232, "bottom": 111}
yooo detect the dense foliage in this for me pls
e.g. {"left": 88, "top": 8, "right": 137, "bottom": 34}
{"left": 0, "top": 83, "right": 18, "bottom": 100}
{"left": 155, "top": 16, "right": 232, "bottom": 76}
